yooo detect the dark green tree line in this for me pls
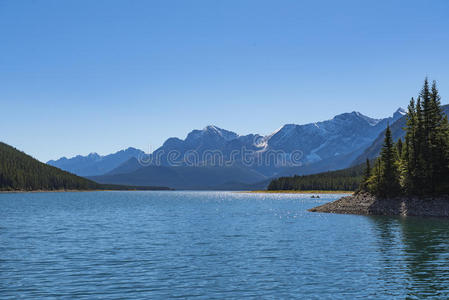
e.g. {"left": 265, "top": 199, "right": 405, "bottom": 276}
{"left": 361, "top": 78, "right": 449, "bottom": 197}
{"left": 0, "top": 142, "right": 170, "bottom": 191}
{"left": 0, "top": 142, "right": 100, "bottom": 191}
{"left": 268, "top": 163, "right": 364, "bottom": 191}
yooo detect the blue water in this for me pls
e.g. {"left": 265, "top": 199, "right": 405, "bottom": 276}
{"left": 1, "top": 191, "right": 449, "bottom": 299}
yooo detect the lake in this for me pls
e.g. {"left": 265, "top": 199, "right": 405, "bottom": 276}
{"left": 1, "top": 191, "right": 449, "bottom": 299}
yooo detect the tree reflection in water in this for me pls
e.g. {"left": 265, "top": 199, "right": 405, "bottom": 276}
{"left": 369, "top": 216, "right": 449, "bottom": 298}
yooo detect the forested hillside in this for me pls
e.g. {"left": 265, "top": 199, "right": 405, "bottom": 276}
{"left": 267, "top": 163, "right": 364, "bottom": 191}
{"left": 0, "top": 142, "right": 101, "bottom": 191}
{"left": 0, "top": 142, "right": 171, "bottom": 191}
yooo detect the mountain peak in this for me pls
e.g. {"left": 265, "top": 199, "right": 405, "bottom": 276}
{"left": 47, "top": 148, "right": 144, "bottom": 176}
{"left": 184, "top": 125, "right": 239, "bottom": 144}
{"left": 333, "top": 111, "right": 380, "bottom": 126}
{"left": 202, "top": 125, "right": 238, "bottom": 140}
{"left": 393, "top": 107, "right": 407, "bottom": 119}
{"left": 122, "top": 147, "right": 144, "bottom": 154}
{"left": 204, "top": 124, "right": 219, "bottom": 131}
{"left": 203, "top": 125, "right": 224, "bottom": 134}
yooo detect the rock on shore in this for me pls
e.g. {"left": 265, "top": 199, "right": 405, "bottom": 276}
{"left": 308, "top": 192, "right": 449, "bottom": 217}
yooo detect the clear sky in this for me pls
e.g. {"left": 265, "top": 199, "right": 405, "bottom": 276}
{"left": 1, "top": 0, "right": 449, "bottom": 162}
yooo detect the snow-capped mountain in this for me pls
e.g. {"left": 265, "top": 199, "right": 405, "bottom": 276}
{"left": 127, "top": 108, "right": 405, "bottom": 177}
{"left": 48, "top": 108, "right": 406, "bottom": 185}
{"left": 147, "top": 125, "right": 264, "bottom": 168}
{"left": 264, "top": 108, "right": 406, "bottom": 164}
{"left": 47, "top": 147, "right": 144, "bottom": 176}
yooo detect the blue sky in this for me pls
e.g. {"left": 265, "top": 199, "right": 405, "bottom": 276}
{"left": 1, "top": 0, "right": 449, "bottom": 162}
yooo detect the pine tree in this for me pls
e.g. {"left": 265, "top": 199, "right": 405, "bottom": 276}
{"left": 369, "top": 158, "right": 382, "bottom": 194}
{"left": 359, "top": 158, "right": 371, "bottom": 191}
{"left": 395, "top": 138, "right": 406, "bottom": 187}
{"left": 403, "top": 79, "right": 449, "bottom": 195}
{"left": 396, "top": 139, "right": 403, "bottom": 160}
{"left": 421, "top": 78, "right": 432, "bottom": 139}
{"left": 267, "top": 78, "right": 449, "bottom": 197}
{"left": 377, "top": 125, "right": 401, "bottom": 197}
{"left": 364, "top": 159, "right": 371, "bottom": 181}
{"left": 429, "top": 81, "right": 449, "bottom": 194}
{"left": 413, "top": 97, "right": 428, "bottom": 194}
{"left": 404, "top": 97, "right": 416, "bottom": 192}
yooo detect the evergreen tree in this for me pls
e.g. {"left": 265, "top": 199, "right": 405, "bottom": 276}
{"left": 377, "top": 125, "right": 402, "bottom": 196}
{"left": 369, "top": 158, "right": 382, "bottom": 194}
{"left": 396, "top": 139, "right": 403, "bottom": 161}
{"left": 404, "top": 97, "right": 417, "bottom": 193}
{"left": 414, "top": 97, "right": 428, "bottom": 194}
{"left": 403, "top": 79, "right": 449, "bottom": 195}
{"left": 270, "top": 78, "right": 449, "bottom": 197}
{"left": 364, "top": 159, "right": 371, "bottom": 181}
{"left": 359, "top": 159, "right": 371, "bottom": 191}
{"left": 421, "top": 78, "right": 432, "bottom": 141}
{"left": 395, "top": 138, "right": 406, "bottom": 187}
{"left": 429, "top": 80, "right": 449, "bottom": 193}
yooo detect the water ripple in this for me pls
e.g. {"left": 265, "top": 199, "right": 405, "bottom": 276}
{"left": 1, "top": 191, "right": 449, "bottom": 298}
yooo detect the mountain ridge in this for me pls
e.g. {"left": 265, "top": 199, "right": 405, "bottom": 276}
{"left": 47, "top": 147, "right": 145, "bottom": 176}
{"left": 48, "top": 108, "right": 405, "bottom": 189}
{"left": 136, "top": 108, "right": 404, "bottom": 176}
{"left": 352, "top": 105, "right": 449, "bottom": 165}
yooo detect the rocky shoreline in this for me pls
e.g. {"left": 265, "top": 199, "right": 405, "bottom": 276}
{"left": 308, "top": 192, "right": 449, "bottom": 217}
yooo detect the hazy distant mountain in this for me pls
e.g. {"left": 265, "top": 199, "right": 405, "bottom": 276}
{"left": 106, "top": 157, "right": 143, "bottom": 175}
{"left": 47, "top": 147, "right": 144, "bottom": 176}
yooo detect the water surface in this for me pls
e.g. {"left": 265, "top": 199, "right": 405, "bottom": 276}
{"left": 1, "top": 191, "right": 449, "bottom": 299}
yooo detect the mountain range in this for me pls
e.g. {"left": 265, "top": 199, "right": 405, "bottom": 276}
{"left": 0, "top": 142, "right": 169, "bottom": 191}
{"left": 48, "top": 108, "right": 408, "bottom": 189}
{"left": 47, "top": 147, "right": 144, "bottom": 176}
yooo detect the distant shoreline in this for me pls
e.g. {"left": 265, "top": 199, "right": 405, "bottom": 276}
{"left": 243, "top": 190, "right": 354, "bottom": 194}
